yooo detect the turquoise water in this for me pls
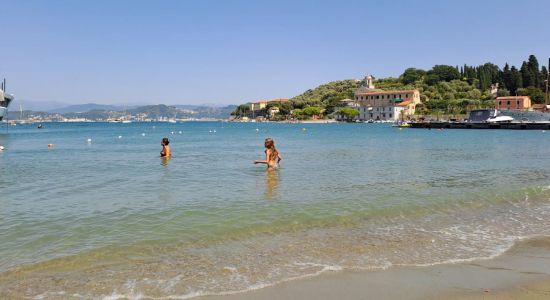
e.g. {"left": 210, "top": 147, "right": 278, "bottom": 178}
{"left": 1, "top": 122, "right": 550, "bottom": 299}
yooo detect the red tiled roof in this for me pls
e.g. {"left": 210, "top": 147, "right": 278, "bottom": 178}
{"left": 356, "top": 89, "right": 418, "bottom": 95}
{"left": 396, "top": 100, "right": 413, "bottom": 107}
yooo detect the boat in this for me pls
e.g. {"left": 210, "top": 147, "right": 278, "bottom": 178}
{"left": 0, "top": 79, "right": 14, "bottom": 122}
{"left": 487, "top": 115, "right": 514, "bottom": 123}
{"left": 392, "top": 121, "right": 410, "bottom": 128}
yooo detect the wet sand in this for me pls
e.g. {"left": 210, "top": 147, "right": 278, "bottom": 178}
{"left": 201, "top": 237, "right": 550, "bottom": 300}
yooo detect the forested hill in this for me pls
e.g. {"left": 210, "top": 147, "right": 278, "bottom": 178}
{"left": 232, "top": 54, "right": 549, "bottom": 118}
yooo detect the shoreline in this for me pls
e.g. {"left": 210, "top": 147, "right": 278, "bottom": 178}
{"left": 200, "top": 236, "right": 550, "bottom": 300}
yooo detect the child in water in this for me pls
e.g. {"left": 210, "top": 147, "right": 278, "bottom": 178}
{"left": 160, "top": 137, "right": 171, "bottom": 157}
{"left": 254, "top": 138, "right": 282, "bottom": 170}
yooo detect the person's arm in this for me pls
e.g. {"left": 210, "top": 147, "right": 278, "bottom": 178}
{"left": 254, "top": 150, "right": 269, "bottom": 164}
{"left": 277, "top": 153, "right": 282, "bottom": 163}
{"left": 160, "top": 146, "right": 166, "bottom": 157}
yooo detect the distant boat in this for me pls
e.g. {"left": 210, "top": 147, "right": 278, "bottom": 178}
{"left": 0, "top": 79, "right": 14, "bottom": 122}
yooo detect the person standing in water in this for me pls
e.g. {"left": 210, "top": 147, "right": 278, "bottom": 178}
{"left": 254, "top": 138, "right": 282, "bottom": 170}
{"left": 160, "top": 137, "right": 171, "bottom": 158}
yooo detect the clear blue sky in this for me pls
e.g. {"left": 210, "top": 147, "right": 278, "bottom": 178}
{"left": 1, "top": 0, "right": 549, "bottom": 106}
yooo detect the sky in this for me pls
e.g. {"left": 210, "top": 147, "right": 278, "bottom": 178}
{"left": 1, "top": 0, "right": 549, "bottom": 107}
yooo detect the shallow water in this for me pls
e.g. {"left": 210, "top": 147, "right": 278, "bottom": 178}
{"left": 1, "top": 122, "right": 550, "bottom": 299}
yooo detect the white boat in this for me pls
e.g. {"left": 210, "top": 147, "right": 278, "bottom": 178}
{"left": 487, "top": 115, "right": 514, "bottom": 123}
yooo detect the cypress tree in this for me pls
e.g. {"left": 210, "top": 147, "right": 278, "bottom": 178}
{"left": 521, "top": 61, "right": 533, "bottom": 87}
{"left": 502, "top": 63, "right": 512, "bottom": 90}
{"left": 510, "top": 66, "right": 523, "bottom": 94}
{"left": 527, "top": 55, "right": 540, "bottom": 87}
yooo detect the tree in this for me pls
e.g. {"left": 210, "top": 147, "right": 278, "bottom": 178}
{"left": 502, "top": 63, "right": 512, "bottom": 90}
{"left": 302, "top": 106, "right": 321, "bottom": 117}
{"left": 231, "top": 104, "right": 250, "bottom": 117}
{"left": 527, "top": 55, "right": 540, "bottom": 88}
{"left": 518, "top": 87, "right": 545, "bottom": 103}
{"left": 338, "top": 107, "right": 359, "bottom": 122}
{"left": 520, "top": 61, "right": 535, "bottom": 88}
{"left": 401, "top": 68, "right": 426, "bottom": 85}
{"left": 428, "top": 65, "right": 461, "bottom": 82}
{"left": 509, "top": 66, "right": 523, "bottom": 94}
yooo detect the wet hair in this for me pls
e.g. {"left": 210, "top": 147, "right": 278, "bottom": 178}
{"left": 162, "top": 137, "right": 170, "bottom": 145}
{"left": 264, "top": 138, "right": 279, "bottom": 161}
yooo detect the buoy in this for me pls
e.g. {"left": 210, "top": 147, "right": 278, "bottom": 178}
{"left": 142, "top": 133, "right": 146, "bottom": 136}
{"left": 255, "top": 128, "right": 259, "bottom": 132}
{"left": 87, "top": 138, "right": 92, "bottom": 143}
{"left": 302, "top": 128, "right": 306, "bottom": 131}
{"left": 213, "top": 130, "right": 217, "bottom": 133}
{"left": 0, "top": 145, "right": 4, "bottom": 151}
{"left": 178, "top": 131, "right": 182, "bottom": 134}
{"left": 118, "top": 135, "right": 122, "bottom": 139}
{"left": 543, "top": 130, "right": 546, "bottom": 133}
{"left": 48, "top": 144, "right": 53, "bottom": 148}
{"left": 209, "top": 130, "right": 212, "bottom": 133}
{"left": 171, "top": 131, "right": 175, "bottom": 135}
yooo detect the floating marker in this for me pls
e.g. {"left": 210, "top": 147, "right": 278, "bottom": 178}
{"left": 171, "top": 131, "right": 175, "bottom": 135}
{"left": 48, "top": 144, "right": 53, "bottom": 148}
{"left": 178, "top": 131, "right": 182, "bottom": 134}
{"left": 0, "top": 145, "right": 4, "bottom": 151}
{"left": 142, "top": 133, "right": 146, "bottom": 136}
{"left": 213, "top": 130, "right": 217, "bottom": 133}
{"left": 118, "top": 135, "right": 122, "bottom": 139}
{"left": 255, "top": 128, "right": 259, "bottom": 132}
{"left": 543, "top": 130, "right": 546, "bottom": 133}
{"left": 209, "top": 130, "right": 212, "bottom": 133}
{"left": 87, "top": 138, "right": 92, "bottom": 143}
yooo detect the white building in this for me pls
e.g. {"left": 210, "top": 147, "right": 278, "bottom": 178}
{"left": 355, "top": 75, "right": 421, "bottom": 121}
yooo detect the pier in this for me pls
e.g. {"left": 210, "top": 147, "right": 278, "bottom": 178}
{"left": 409, "top": 121, "right": 550, "bottom": 130}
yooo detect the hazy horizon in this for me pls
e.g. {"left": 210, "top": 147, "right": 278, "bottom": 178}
{"left": 2, "top": 0, "right": 549, "bottom": 106}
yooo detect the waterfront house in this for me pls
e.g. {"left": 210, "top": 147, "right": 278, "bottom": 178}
{"left": 495, "top": 96, "right": 531, "bottom": 110}
{"left": 354, "top": 75, "right": 420, "bottom": 121}
{"left": 248, "top": 98, "right": 289, "bottom": 119}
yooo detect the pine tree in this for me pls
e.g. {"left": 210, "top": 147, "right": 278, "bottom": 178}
{"left": 510, "top": 66, "right": 523, "bottom": 94}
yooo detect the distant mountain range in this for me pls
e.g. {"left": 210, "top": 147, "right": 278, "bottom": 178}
{"left": 49, "top": 103, "right": 138, "bottom": 113}
{"left": 7, "top": 103, "right": 238, "bottom": 121}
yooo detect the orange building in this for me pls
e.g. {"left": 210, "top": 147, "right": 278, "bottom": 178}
{"left": 495, "top": 96, "right": 531, "bottom": 110}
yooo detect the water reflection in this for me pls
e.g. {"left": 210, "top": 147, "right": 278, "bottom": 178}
{"left": 265, "top": 169, "right": 280, "bottom": 200}
{"left": 161, "top": 156, "right": 171, "bottom": 166}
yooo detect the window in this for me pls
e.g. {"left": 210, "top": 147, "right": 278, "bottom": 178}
{"left": 382, "top": 113, "right": 386, "bottom": 118}
{"left": 507, "top": 101, "right": 510, "bottom": 105}
{"left": 376, "top": 96, "right": 379, "bottom": 99}
{"left": 389, "top": 114, "right": 392, "bottom": 118}
{"left": 376, "top": 108, "right": 379, "bottom": 111}
{"left": 406, "top": 94, "right": 409, "bottom": 98}
{"left": 517, "top": 100, "right": 520, "bottom": 106}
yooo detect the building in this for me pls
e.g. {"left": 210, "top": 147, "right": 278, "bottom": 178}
{"left": 340, "top": 98, "right": 360, "bottom": 108}
{"left": 354, "top": 75, "right": 421, "bottom": 121}
{"left": 248, "top": 98, "right": 290, "bottom": 119}
{"left": 495, "top": 96, "right": 531, "bottom": 110}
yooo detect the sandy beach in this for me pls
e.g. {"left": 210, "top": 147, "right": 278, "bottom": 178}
{"left": 201, "top": 236, "right": 550, "bottom": 300}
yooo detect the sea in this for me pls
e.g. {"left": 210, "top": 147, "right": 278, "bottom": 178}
{"left": 1, "top": 121, "right": 550, "bottom": 299}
